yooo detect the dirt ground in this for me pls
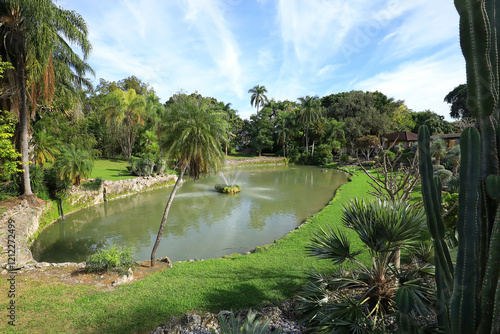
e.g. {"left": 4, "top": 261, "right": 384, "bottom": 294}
{"left": 8, "top": 260, "right": 173, "bottom": 289}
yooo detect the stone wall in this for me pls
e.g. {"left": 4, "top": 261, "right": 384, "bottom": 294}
{"left": 0, "top": 174, "right": 179, "bottom": 267}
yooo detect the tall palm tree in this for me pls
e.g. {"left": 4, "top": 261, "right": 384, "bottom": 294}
{"left": 298, "top": 95, "right": 322, "bottom": 154}
{"left": 248, "top": 85, "right": 269, "bottom": 113}
{"left": 150, "top": 94, "right": 228, "bottom": 266}
{"left": 105, "top": 88, "right": 147, "bottom": 158}
{"left": 0, "top": 0, "right": 92, "bottom": 197}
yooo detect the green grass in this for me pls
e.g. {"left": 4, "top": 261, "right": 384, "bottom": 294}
{"left": 90, "top": 159, "right": 136, "bottom": 181}
{"left": 0, "top": 171, "right": 374, "bottom": 334}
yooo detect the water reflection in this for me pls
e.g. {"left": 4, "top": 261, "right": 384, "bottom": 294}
{"left": 32, "top": 166, "right": 348, "bottom": 262}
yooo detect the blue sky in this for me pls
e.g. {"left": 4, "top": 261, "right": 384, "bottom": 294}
{"left": 59, "top": 0, "right": 465, "bottom": 120}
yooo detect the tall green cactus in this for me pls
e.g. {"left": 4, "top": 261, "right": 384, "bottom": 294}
{"left": 417, "top": 0, "right": 500, "bottom": 333}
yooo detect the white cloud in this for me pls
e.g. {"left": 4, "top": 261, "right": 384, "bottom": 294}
{"left": 354, "top": 50, "right": 466, "bottom": 119}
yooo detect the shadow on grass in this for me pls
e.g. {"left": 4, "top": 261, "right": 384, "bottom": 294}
{"left": 77, "top": 265, "right": 305, "bottom": 334}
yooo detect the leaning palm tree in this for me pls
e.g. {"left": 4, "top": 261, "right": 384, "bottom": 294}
{"left": 150, "top": 94, "right": 228, "bottom": 266}
{"left": 105, "top": 88, "right": 147, "bottom": 158}
{"left": 298, "top": 95, "right": 322, "bottom": 154}
{"left": 248, "top": 85, "right": 269, "bottom": 113}
{"left": 0, "top": 0, "right": 92, "bottom": 197}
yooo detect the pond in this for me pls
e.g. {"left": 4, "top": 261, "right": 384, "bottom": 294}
{"left": 31, "top": 165, "right": 349, "bottom": 263}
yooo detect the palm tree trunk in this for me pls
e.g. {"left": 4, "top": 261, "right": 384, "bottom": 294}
{"left": 311, "top": 140, "right": 315, "bottom": 157}
{"left": 150, "top": 163, "right": 187, "bottom": 266}
{"left": 59, "top": 198, "right": 66, "bottom": 220}
{"left": 305, "top": 126, "right": 309, "bottom": 154}
{"left": 17, "top": 54, "right": 33, "bottom": 196}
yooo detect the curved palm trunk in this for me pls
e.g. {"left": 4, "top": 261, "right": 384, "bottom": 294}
{"left": 17, "top": 54, "right": 33, "bottom": 196}
{"left": 150, "top": 163, "right": 187, "bottom": 266}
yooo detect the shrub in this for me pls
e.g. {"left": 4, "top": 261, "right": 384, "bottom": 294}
{"left": 81, "top": 177, "right": 103, "bottom": 191}
{"left": 435, "top": 169, "right": 453, "bottom": 184}
{"left": 339, "top": 154, "right": 350, "bottom": 163}
{"left": 314, "top": 144, "right": 333, "bottom": 165}
{"left": 128, "top": 153, "right": 155, "bottom": 176}
{"left": 85, "top": 243, "right": 135, "bottom": 274}
{"left": 217, "top": 310, "right": 279, "bottom": 334}
{"left": 30, "top": 165, "right": 50, "bottom": 199}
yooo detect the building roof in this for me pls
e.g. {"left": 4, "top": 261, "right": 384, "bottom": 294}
{"left": 383, "top": 131, "right": 418, "bottom": 142}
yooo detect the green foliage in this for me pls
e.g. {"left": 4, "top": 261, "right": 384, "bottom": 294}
{"left": 444, "top": 84, "right": 470, "bottom": 119}
{"left": 85, "top": 243, "right": 135, "bottom": 274}
{"left": 217, "top": 311, "right": 279, "bottom": 334}
{"left": 248, "top": 85, "right": 269, "bottom": 112}
{"left": 299, "top": 199, "right": 428, "bottom": 332}
{"left": 53, "top": 144, "right": 94, "bottom": 186}
{"left": 314, "top": 144, "right": 333, "bottom": 165}
{"left": 411, "top": 110, "right": 453, "bottom": 135}
{"left": 30, "top": 165, "right": 50, "bottom": 199}
{"left": 214, "top": 184, "right": 241, "bottom": 194}
{"left": 0, "top": 111, "right": 21, "bottom": 181}
{"left": 81, "top": 177, "right": 104, "bottom": 191}
{"left": 127, "top": 153, "right": 156, "bottom": 176}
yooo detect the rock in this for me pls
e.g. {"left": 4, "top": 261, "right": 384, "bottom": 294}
{"left": 111, "top": 268, "right": 134, "bottom": 286}
{"left": 36, "top": 262, "right": 50, "bottom": 269}
{"left": 181, "top": 313, "right": 202, "bottom": 330}
{"left": 158, "top": 256, "right": 173, "bottom": 268}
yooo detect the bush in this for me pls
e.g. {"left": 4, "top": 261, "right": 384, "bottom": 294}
{"left": 128, "top": 153, "right": 156, "bottom": 176}
{"left": 30, "top": 165, "right": 50, "bottom": 199}
{"left": 339, "top": 154, "right": 350, "bottom": 163}
{"left": 85, "top": 243, "right": 135, "bottom": 274}
{"left": 435, "top": 168, "right": 453, "bottom": 184}
{"left": 81, "top": 177, "right": 103, "bottom": 191}
{"left": 218, "top": 310, "right": 278, "bottom": 334}
{"left": 314, "top": 144, "right": 333, "bottom": 165}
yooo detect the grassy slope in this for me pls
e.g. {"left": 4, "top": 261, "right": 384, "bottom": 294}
{"left": 90, "top": 159, "right": 136, "bottom": 181}
{"left": 1, "top": 170, "right": 373, "bottom": 334}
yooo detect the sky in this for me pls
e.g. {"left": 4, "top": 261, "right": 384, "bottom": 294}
{"left": 59, "top": 0, "right": 465, "bottom": 120}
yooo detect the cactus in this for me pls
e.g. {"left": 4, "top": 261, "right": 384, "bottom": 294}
{"left": 416, "top": 1, "right": 500, "bottom": 332}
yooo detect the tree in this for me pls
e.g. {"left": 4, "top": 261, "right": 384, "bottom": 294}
{"left": 247, "top": 107, "right": 274, "bottom": 156}
{"left": 411, "top": 110, "right": 453, "bottom": 135}
{"left": 248, "top": 85, "right": 269, "bottom": 113}
{"left": 444, "top": 84, "right": 470, "bottom": 119}
{"left": 0, "top": 0, "right": 92, "bottom": 197}
{"left": 0, "top": 111, "right": 21, "bottom": 181}
{"left": 430, "top": 137, "right": 447, "bottom": 165}
{"left": 105, "top": 88, "right": 147, "bottom": 158}
{"left": 355, "top": 135, "right": 380, "bottom": 160}
{"left": 30, "top": 128, "right": 60, "bottom": 167}
{"left": 298, "top": 95, "right": 322, "bottom": 154}
{"left": 53, "top": 144, "right": 93, "bottom": 186}
{"left": 150, "top": 94, "right": 228, "bottom": 266}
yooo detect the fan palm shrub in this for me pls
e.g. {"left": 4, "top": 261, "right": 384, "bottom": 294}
{"left": 297, "top": 199, "right": 432, "bottom": 332}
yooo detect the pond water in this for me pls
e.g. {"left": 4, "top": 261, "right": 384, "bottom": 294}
{"left": 32, "top": 165, "right": 349, "bottom": 263}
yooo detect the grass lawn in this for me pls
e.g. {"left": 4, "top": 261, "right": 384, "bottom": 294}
{"left": 0, "top": 170, "right": 374, "bottom": 334}
{"left": 90, "top": 158, "right": 136, "bottom": 181}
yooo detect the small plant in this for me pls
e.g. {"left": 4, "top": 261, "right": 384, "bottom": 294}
{"left": 217, "top": 310, "right": 280, "bottom": 334}
{"left": 81, "top": 177, "right": 103, "bottom": 191}
{"left": 85, "top": 243, "right": 135, "bottom": 274}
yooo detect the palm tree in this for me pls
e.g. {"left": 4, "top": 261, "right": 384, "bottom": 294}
{"left": 298, "top": 95, "right": 322, "bottom": 154}
{"left": 105, "top": 88, "right": 147, "bottom": 158}
{"left": 150, "top": 94, "right": 228, "bottom": 266}
{"left": 430, "top": 137, "right": 448, "bottom": 165}
{"left": 53, "top": 144, "right": 93, "bottom": 186}
{"left": 248, "top": 85, "right": 269, "bottom": 113}
{"left": 0, "top": 0, "right": 92, "bottom": 197}
{"left": 30, "top": 130, "right": 60, "bottom": 167}
{"left": 298, "top": 199, "right": 428, "bottom": 332}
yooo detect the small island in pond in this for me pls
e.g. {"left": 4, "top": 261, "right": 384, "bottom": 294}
{"left": 214, "top": 184, "right": 241, "bottom": 194}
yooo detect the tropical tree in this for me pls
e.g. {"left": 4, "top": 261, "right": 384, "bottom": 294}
{"left": 30, "top": 129, "right": 60, "bottom": 167}
{"left": 53, "top": 144, "right": 93, "bottom": 186}
{"left": 0, "top": 111, "right": 21, "bottom": 182}
{"left": 0, "top": 0, "right": 92, "bottom": 197}
{"left": 150, "top": 94, "right": 228, "bottom": 266}
{"left": 298, "top": 95, "right": 322, "bottom": 154}
{"left": 248, "top": 85, "right": 269, "bottom": 113}
{"left": 105, "top": 88, "right": 147, "bottom": 158}
{"left": 430, "top": 137, "right": 447, "bottom": 165}
{"left": 444, "top": 84, "right": 470, "bottom": 119}
{"left": 298, "top": 199, "right": 428, "bottom": 332}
